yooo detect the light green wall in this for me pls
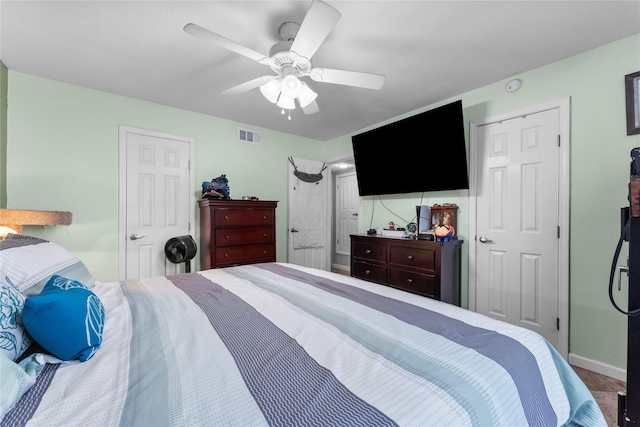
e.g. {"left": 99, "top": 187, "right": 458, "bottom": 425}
{"left": 6, "top": 34, "right": 640, "bottom": 370}
{"left": 325, "top": 34, "right": 640, "bottom": 369}
{"left": 6, "top": 73, "right": 324, "bottom": 281}
{"left": 1, "top": 61, "right": 7, "bottom": 208}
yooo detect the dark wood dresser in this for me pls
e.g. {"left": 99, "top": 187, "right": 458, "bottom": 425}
{"left": 199, "top": 199, "right": 278, "bottom": 269}
{"left": 350, "top": 234, "right": 462, "bottom": 305}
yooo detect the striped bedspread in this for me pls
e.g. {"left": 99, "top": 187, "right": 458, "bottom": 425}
{"left": 3, "top": 263, "right": 605, "bottom": 426}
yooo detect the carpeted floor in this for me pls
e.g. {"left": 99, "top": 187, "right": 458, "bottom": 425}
{"left": 573, "top": 365, "right": 625, "bottom": 426}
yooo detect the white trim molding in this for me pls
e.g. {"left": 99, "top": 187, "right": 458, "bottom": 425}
{"left": 569, "top": 353, "right": 626, "bottom": 382}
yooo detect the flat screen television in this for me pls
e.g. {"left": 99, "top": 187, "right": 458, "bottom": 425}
{"left": 351, "top": 100, "right": 469, "bottom": 196}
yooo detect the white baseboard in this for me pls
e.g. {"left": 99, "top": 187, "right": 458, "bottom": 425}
{"left": 568, "top": 353, "right": 627, "bottom": 382}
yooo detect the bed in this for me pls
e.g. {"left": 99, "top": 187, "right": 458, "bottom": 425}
{"left": 1, "top": 235, "right": 606, "bottom": 426}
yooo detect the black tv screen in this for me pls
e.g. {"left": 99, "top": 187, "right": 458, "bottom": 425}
{"left": 351, "top": 100, "right": 469, "bottom": 196}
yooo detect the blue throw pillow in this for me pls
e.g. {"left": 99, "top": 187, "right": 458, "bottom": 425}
{"left": 22, "top": 275, "right": 104, "bottom": 361}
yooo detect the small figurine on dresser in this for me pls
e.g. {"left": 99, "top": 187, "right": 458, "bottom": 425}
{"left": 202, "top": 174, "right": 231, "bottom": 199}
{"left": 431, "top": 203, "right": 458, "bottom": 240}
{"left": 434, "top": 212, "right": 455, "bottom": 242}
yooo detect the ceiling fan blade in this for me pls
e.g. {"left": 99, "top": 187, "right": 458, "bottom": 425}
{"left": 220, "top": 75, "right": 276, "bottom": 96}
{"left": 301, "top": 100, "right": 320, "bottom": 115}
{"left": 290, "top": 0, "right": 341, "bottom": 61}
{"left": 184, "top": 23, "right": 270, "bottom": 65}
{"left": 310, "top": 68, "right": 386, "bottom": 90}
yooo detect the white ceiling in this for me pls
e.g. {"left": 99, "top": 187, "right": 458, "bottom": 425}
{"left": 1, "top": 1, "right": 639, "bottom": 141}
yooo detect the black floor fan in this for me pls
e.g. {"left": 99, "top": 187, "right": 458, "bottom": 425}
{"left": 165, "top": 235, "right": 197, "bottom": 273}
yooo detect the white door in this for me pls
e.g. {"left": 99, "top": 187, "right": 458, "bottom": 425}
{"left": 473, "top": 106, "right": 563, "bottom": 347}
{"left": 287, "top": 157, "right": 327, "bottom": 270}
{"left": 335, "top": 172, "right": 359, "bottom": 256}
{"left": 119, "top": 126, "right": 195, "bottom": 280}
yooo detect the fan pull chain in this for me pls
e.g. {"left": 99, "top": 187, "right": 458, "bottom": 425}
{"left": 279, "top": 108, "right": 292, "bottom": 120}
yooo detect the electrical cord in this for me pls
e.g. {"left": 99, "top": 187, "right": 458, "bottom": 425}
{"left": 610, "top": 217, "right": 640, "bottom": 316}
{"left": 377, "top": 195, "right": 417, "bottom": 225}
{"left": 368, "top": 197, "right": 375, "bottom": 231}
{"left": 367, "top": 192, "right": 425, "bottom": 230}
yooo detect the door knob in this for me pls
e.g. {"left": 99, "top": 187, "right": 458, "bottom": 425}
{"left": 129, "top": 234, "right": 147, "bottom": 240}
{"left": 478, "top": 236, "right": 494, "bottom": 243}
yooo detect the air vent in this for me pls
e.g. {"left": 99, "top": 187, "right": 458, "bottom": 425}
{"left": 238, "top": 128, "right": 262, "bottom": 145}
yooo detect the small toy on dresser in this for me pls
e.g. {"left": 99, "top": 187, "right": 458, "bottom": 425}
{"left": 434, "top": 212, "right": 455, "bottom": 241}
{"left": 431, "top": 203, "right": 458, "bottom": 241}
{"left": 202, "top": 174, "right": 231, "bottom": 199}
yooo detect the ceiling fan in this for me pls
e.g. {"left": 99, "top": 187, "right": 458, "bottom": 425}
{"left": 183, "top": 0, "right": 386, "bottom": 116}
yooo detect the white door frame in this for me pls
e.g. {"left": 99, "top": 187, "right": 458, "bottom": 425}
{"left": 118, "top": 126, "right": 196, "bottom": 281}
{"left": 334, "top": 170, "right": 358, "bottom": 257}
{"left": 468, "top": 96, "right": 570, "bottom": 359}
{"left": 324, "top": 154, "right": 358, "bottom": 271}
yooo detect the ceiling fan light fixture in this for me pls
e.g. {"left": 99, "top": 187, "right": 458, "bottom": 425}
{"left": 260, "top": 79, "right": 281, "bottom": 103}
{"left": 281, "top": 75, "right": 303, "bottom": 99}
{"left": 277, "top": 94, "right": 296, "bottom": 110}
{"left": 297, "top": 82, "right": 317, "bottom": 108}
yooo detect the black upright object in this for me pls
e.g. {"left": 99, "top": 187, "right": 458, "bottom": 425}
{"left": 627, "top": 216, "right": 640, "bottom": 423}
{"left": 623, "top": 148, "right": 640, "bottom": 425}
{"left": 165, "top": 235, "right": 197, "bottom": 273}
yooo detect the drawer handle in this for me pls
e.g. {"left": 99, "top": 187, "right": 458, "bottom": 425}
{"left": 262, "top": 215, "right": 267, "bottom": 220}
{"left": 224, "top": 215, "right": 229, "bottom": 220}
{"left": 224, "top": 253, "right": 229, "bottom": 258}
{"left": 225, "top": 235, "right": 230, "bottom": 240}
{"left": 365, "top": 269, "right": 371, "bottom": 275}
{"left": 365, "top": 249, "right": 372, "bottom": 254}
{"left": 263, "top": 233, "right": 268, "bottom": 237}
{"left": 406, "top": 278, "right": 413, "bottom": 284}
{"left": 407, "top": 255, "right": 414, "bottom": 260}
{"left": 263, "top": 250, "right": 267, "bottom": 254}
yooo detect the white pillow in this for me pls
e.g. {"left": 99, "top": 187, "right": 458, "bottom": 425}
{"left": 0, "top": 353, "right": 35, "bottom": 419}
{"left": 0, "top": 234, "right": 94, "bottom": 296}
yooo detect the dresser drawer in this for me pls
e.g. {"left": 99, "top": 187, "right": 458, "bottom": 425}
{"left": 215, "top": 228, "right": 273, "bottom": 245}
{"left": 352, "top": 261, "right": 387, "bottom": 285}
{"left": 389, "top": 245, "right": 435, "bottom": 272}
{"left": 388, "top": 267, "right": 436, "bottom": 298}
{"left": 214, "top": 209, "right": 274, "bottom": 226}
{"left": 352, "top": 241, "right": 387, "bottom": 263}
{"left": 215, "top": 244, "right": 274, "bottom": 266}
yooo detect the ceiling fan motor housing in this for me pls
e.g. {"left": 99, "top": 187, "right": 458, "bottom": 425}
{"left": 268, "top": 42, "right": 311, "bottom": 76}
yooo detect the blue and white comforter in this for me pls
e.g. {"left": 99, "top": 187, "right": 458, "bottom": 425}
{"left": 3, "top": 263, "right": 605, "bottom": 426}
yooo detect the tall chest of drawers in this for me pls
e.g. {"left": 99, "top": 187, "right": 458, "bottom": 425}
{"left": 199, "top": 199, "right": 278, "bottom": 269}
{"left": 350, "top": 234, "right": 462, "bottom": 305}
